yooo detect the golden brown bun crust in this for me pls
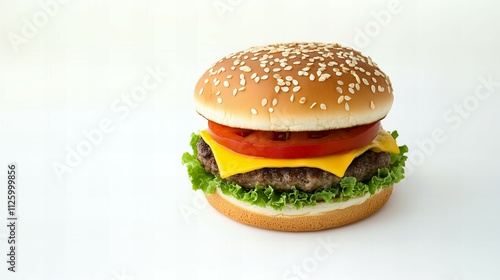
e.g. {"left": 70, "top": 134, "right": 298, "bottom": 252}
{"left": 194, "top": 42, "right": 394, "bottom": 131}
{"left": 205, "top": 186, "right": 393, "bottom": 232}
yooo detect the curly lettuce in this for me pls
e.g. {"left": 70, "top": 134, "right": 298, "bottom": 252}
{"left": 182, "top": 131, "right": 408, "bottom": 210}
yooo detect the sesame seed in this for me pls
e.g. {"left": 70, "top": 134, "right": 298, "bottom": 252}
{"left": 273, "top": 74, "right": 281, "bottom": 79}
{"left": 273, "top": 68, "right": 281, "bottom": 72}
{"left": 309, "top": 74, "right": 315, "bottom": 81}
{"left": 255, "top": 76, "right": 260, "bottom": 83}
{"left": 223, "top": 81, "right": 230, "bottom": 87}
{"left": 378, "top": 85, "right": 385, "bottom": 92}
{"left": 320, "top": 103, "right": 327, "bottom": 110}
{"left": 281, "top": 86, "right": 289, "bottom": 92}
{"left": 292, "top": 79, "right": 299, "bottom": 85}
{"left": 240, "top": 79, "right": 246, "bottom": 86}
{"left": 251, "top": 73, "right": 257, "bottom": 79}
{"left": 371, "top": 85, "right": 376, "bottom": 93}
{"left": 233, "top": 88, "right": 238, "bottom": 95}
{"left": 344, "top": 95, "right": 351, "bottom": 101}
{"left": 268, "top": 108, "right": 274, "bottom": 113}
{"left": 214, "top": 79, "right": 220, "bottom": 86}
{"left": 239, "top": 87, "right": 245, "bottom": 91}
{"left": 251, "top": 108, "right": 257, "bottom": 115}
{"left": 226, "top": 75, "right": 233, "bottom": 79}
{"left": 233, "top": 60, "right": 240, "bottom": 65}
{"left": 240, "top": 65, "right": 251, "bottom": 72}
{"left": 285, "top": 76, "right": 293, "bottom": 81}
{"left": 204, "top": 79, "right": 209, "bottom": 84}
{"left": 293, "top": 61, "right": 301, "bottom": 65}
{"left": 310, "top": 102, "right": 317, "bottom": 109}
{"left": 337, "top": 80, "right": 344, "bottom": 85}
{"left": 284, "top": 66, "right": 292, "bottom": 71}
{"left": 336, "top": 72, "right": 342, "bottom": 76}
{"left": 362, "top": 78, "right": 369, "bottom": 85}
{"left": 345, "top": 103, "right": 350, "bottom": 111}
{"left": 261, "top": 98, "right": 268, "bottom": 106}
{"left": 353, "top": 73, "right": 361, "bottom": 84}
{"left": 337, "top": 95, "right": 344, "bottom": 104}
{"left": 217, "top": 97, "right": 223, "bottom": 104}
{"left": 261, "top": 75, "right": 269, "bottom": 80}
{"left": 275, "top": 86, "right": 280, "bottom": 93}
{"left": 318, "top": 73, "right": 330, "bottom": 82}
{"left": 215, "top": 90, "right": 221, "bottom": 96}
{"left": 348, "top": 88, "right": 355, "bottom": 94}
{"left": 299, "top": 97, "right": 307, "bottom": 104}
{"left": 290, "top": 94, "right": 295, "bottom": 102}
{"left": 336, "top": 87, "right": 343, "bottom": 94}
{"left": 198, "top": 88, "right": 204, "bottom": 95}
{"left": 372, "top": 77, "right": 377, "bottom": 83}
{"left": 370, "top": 101, "right": 376, "bottom": 109}
{"left": 272, "top": 98, "right": 278, "bottom": 106}
{"left": 293, "top": 86, "right": 301, "bottom": 92}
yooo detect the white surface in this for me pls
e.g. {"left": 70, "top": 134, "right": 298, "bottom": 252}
{"left": 1, "top": 0, "right": 499, "bottom": 279}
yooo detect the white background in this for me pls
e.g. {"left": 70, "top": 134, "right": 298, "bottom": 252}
{"left": 1, "top": 0, "right": 500, "bottom": 279}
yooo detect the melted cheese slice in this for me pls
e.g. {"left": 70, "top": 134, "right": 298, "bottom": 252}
{"left": 199, "top": 128, "right": 400, "bottom": 179}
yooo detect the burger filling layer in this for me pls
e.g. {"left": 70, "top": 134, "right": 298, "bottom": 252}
{"left": 183, "top": 131, "right": 408, "bottom": 210}
{"left": 197, "top": 138, "right": 391, "bottom": 192}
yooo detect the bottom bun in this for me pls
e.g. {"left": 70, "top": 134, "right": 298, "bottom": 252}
{"left": 205, "top": 186, "right": 393, "bottom": 232}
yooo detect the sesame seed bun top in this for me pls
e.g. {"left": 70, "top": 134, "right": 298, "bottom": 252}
{"left": 194, "top": 42, "right": 394, "bottom": 131}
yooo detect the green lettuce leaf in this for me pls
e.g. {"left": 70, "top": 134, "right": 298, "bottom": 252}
{"left": 181, "top": 131, "right": 408, "bottom": 210}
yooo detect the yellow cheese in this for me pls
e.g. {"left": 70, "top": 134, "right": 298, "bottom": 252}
{"left": 199, "top": 129, "right": 400, "bottom": 179}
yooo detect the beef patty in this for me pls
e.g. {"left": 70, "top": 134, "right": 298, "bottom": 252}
{"left": 196, "top": 138, "right": 391, "bottom": 192}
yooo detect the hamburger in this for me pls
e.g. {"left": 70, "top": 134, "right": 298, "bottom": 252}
{"left": 182, "top": 42, "right": 408, "bottom": 231}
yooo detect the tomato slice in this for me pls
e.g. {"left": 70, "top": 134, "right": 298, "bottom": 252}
{"left": 207, "top": 120, "right": 381, "bottom": 159}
